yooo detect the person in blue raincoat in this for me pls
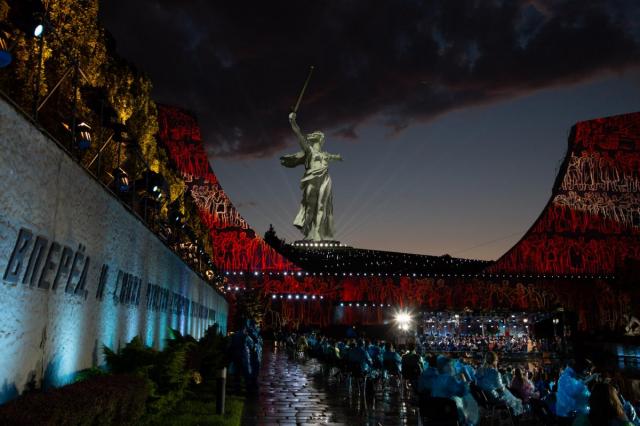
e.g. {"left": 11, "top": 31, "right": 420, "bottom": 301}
{"left": 246, "top": 320, "right": 262, "bottom": 390}
{"left": 476, "top": 352, "right": 524, "bottom": 416}
{"left": 382, "top": 342, "right": 402, "bottom": 375}
{"left": 418, "top": 354, "right": 439, "bottom": 395}
{"left": 348, "top": 339, "right": 373, "bottom": 374}
{"left": 431, "top": 356, "right": 479, "bottom": 426}
{"left": 556, "top": 360, "right": 591, "bottom": 419}
{"left": 367, "top": 340, "right": 383, "bottom": 369}
{"left": 229, "top": 325, "right": 252, "bottom": 390}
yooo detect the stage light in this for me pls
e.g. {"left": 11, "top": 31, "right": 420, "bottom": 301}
{"left": 394, "top": 309, "right": 413, "bottom": 331}
{"left": 272, "top": 294, "right": 276, "bottom": 299}
{"left": 34, "top": 24, "right": 44, "bottom": 37}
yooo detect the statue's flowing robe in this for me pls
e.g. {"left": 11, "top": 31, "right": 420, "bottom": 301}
{"left": 281, "top": 148, "right": 335, "bottom": 241}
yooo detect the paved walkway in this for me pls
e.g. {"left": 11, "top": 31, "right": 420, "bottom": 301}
{"left": 241, "top": 346, "right": 418, "bottom": 425}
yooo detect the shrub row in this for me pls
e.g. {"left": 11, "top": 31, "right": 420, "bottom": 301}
{"left": 0, "top": 374, "right": 149, "bottom": 426}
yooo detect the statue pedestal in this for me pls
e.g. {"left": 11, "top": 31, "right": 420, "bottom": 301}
{"left": 291, "top": 240, "right": 345, "bottom": 248}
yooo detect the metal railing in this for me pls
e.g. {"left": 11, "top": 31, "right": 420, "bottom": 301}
{"left": 0, "top": 88, "right": 226, "bottom": 297}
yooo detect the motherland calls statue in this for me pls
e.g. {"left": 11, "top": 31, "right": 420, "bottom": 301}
{"left": 280, "top": 111, "right": 342, "bottom": 241}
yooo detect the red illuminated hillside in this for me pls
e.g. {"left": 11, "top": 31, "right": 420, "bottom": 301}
{"left": 488, "top": 111, "right": 640, "bottom": 275}
{"left": 157, "top": 105, "right": 298, "bottom": 272}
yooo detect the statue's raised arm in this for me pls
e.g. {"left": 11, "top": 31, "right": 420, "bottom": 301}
{"left": 289, "top": 112, "right": 309, "bottom": 152}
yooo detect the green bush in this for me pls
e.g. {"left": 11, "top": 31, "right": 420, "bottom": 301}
{"left": 103, "top": 335, "right": 193, "bottom": 420}
{"left": 199, "top": 325, "right": 230, "bottom": 382}
{"left": 102, "top": 325, "right": 227, "bottom": 420}
{"left": 103, "top": 336, "right": 160, "bottom": 375}
{"left": 73, "top": 367, "right": 107, "bottom": 383}
{"left": 0, "top": 374, "right": 149, "bottom": 426}
{"left": 0, "top": 326, "right": 229, "bottom": 426}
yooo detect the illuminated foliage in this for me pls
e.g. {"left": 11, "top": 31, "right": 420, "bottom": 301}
{"left": 0, "top": 0, "right": 217, "bottom": 274}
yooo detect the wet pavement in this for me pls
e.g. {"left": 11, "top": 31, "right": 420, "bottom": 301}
{"left": 241, "top": 345, "right": 418, "bottom": 425}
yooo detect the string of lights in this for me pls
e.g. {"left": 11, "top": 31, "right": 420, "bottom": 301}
{"left": 222, "top": 270, "right": 616, "bottom": 281}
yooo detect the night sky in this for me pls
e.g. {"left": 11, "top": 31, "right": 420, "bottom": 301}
{"left": 100, "top": 0, "right": 640, "bottom": 260}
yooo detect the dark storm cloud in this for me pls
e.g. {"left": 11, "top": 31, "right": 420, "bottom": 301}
{"left": 100, "top": 0, "right": 640, "bottom": 158}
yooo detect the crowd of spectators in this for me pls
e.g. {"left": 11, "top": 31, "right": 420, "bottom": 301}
{"left": 276, "top": 330, "right": 640, "bottom": 426}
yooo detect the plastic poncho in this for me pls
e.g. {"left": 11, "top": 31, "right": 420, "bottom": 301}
{"left": 348, "top": 346, "right": 373, "bottom": 373}
{"left": 431, "top": 368, "right": 479, "bottom": 425}
{"left": 555, "top": 367, "right": 590, "bottom": 418}
{"left": 476, "top": 366, "right": 524, "bottom": 416}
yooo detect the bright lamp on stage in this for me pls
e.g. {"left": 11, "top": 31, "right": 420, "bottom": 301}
{"left": 34, "top": 24, "right": 44, "bottom": 37}
{"left": 394, "top": 309, "right": 413, "bottom": 331}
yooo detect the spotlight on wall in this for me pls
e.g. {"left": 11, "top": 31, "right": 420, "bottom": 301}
{"left": 113, "top": 167, "right": 130, "bottom": 192}
{"left": 136, "top": 170, "right": 168, "bottom": 203}
{"left": 34, "top": 24, "right": 44, "bottom": 38}
{"left": 0, "top": 31, "right": 12, "bottom": 68}
{"left": 75, "top": 122, "right": 92, "bottom": 150}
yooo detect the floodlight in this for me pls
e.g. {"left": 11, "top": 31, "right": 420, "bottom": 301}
{"left": 113, "top": 167, "right": 130, "bottom": 192}
{"left": 76, "top": 122, "right": 92, "bottom": 150}
{"left": 0, "top": 32, "right": 12, "bottom": 68}
{"left": 394, "top": 309, "right": 413, "bottom": 331}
